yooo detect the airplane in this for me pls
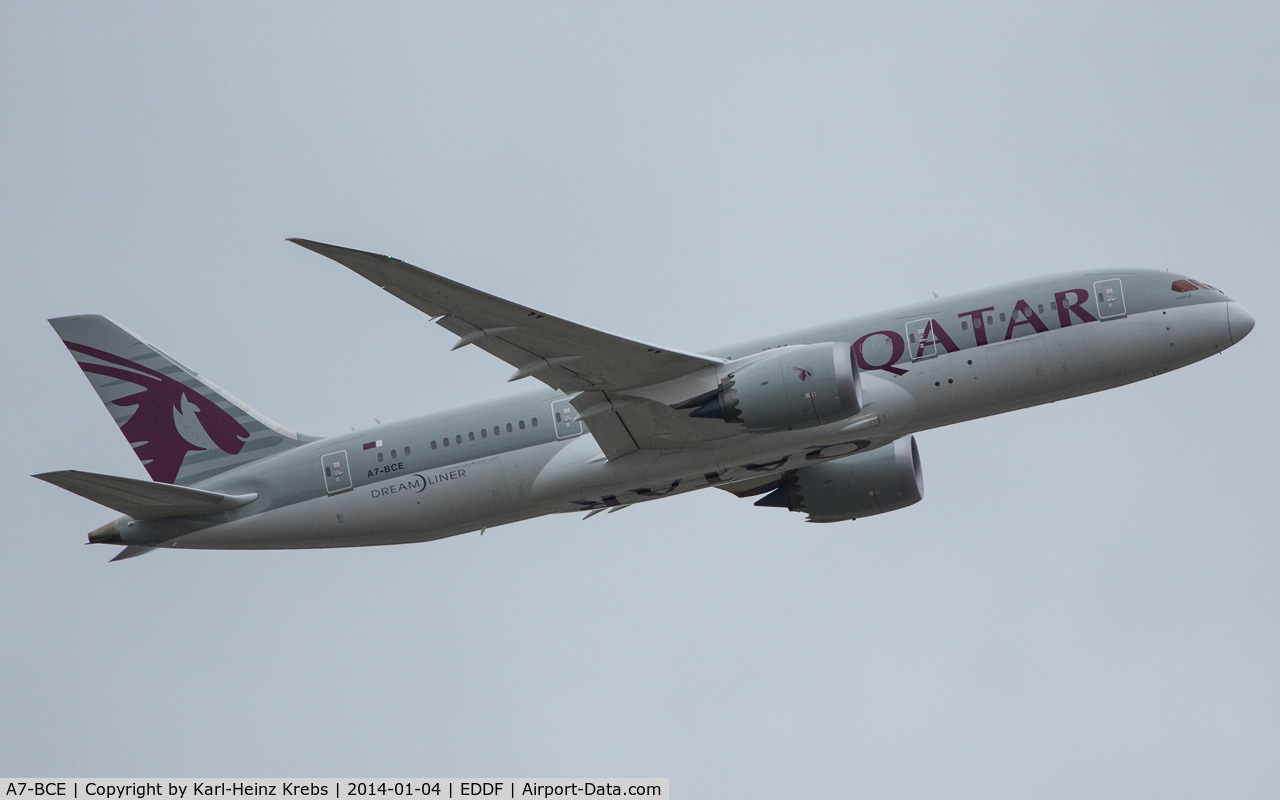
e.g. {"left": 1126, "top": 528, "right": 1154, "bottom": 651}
{"left": 36, "top": 239, "right": 1256, "bottom": 561}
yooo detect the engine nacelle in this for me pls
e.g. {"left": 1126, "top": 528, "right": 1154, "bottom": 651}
{"left": 686, "top": 342, "right": 863, "bottom": 431}
{"left": 756, "top": 435, "right": 924, "bottom": 522}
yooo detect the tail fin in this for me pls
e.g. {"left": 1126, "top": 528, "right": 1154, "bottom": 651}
{"left": 49, "top": 315, "right": 312, "bottom": 486}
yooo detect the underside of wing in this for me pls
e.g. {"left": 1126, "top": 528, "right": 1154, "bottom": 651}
{"left": 290, "top": 239, "right": 720, "bottom": 394}
{"left": 291, "top": 238, "right": 731, "bottom": 458}
{"left": 713, "top": 473, "right": 785, "bottom": 498}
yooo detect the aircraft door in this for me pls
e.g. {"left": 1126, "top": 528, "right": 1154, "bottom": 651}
{"left": 322, "top": 450, "right": 353, "bottom": 494}
{"left": 906, "top": 318, "right": 938, "bottom": 360}
{"left": 552, "top": 397, "right": 585, "bottom": 439}
{"left": 1095, "top": 278, "right": 1127, "bottom": 320}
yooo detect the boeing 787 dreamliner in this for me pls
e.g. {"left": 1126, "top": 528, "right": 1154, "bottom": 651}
{"left": 38, "top": 239, "right": 1255, "bottom": 560}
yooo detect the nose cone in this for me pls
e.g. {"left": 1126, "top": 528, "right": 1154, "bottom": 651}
{"left": 1227, "top": 302, "right": 1256, "bottom": 345}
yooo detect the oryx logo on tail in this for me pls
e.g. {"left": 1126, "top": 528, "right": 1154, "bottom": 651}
{"left": 65, "top": 341, "right": 249, "bottom": 483}
{"left": 49, "top": 314, "right": 305, "bottom": 489}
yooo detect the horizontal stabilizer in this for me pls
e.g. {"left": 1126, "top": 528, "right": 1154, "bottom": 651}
{"left": 34, "top": 470, "right": 257, "bottom": 520}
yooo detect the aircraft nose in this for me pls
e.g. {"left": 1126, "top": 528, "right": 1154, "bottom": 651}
{"left": 1227, "top": 302, "right": 1255, "bottom": 345}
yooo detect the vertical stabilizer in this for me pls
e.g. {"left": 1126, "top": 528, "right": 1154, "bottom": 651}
{"left": 50, "top": 315, "right": 310, "bottom": 486}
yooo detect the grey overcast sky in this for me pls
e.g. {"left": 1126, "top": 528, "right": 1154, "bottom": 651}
{"left": 2, "top": 3, "right": 1278, "bottom": 796}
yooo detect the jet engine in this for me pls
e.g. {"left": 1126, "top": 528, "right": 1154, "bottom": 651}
{"left": 755, "top": 435, "right": 923, "bottom": 522}
{"left": 683, "top": 342, "right": 863, "bottom": 431}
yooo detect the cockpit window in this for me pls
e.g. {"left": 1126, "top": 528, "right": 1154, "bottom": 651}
{"left": 1172, "top": 279, "right": 1223, "bottom": 294}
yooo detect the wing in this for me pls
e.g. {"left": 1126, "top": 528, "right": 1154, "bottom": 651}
{"left": 291, "top": 238, "right": 726, "bottom": 458}
{"left": 290, "top": 239, "right": 719, "bottom": 392}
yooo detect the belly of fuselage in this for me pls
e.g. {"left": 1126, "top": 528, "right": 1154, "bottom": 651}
{"left": 159, "top": 302, "right": 1232, "bottom": 551}
{"left": 171, "top": 464, "right": 545, "bottom": 549}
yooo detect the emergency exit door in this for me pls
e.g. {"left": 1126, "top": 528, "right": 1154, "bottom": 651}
{"left": 322, "top": 450, "right": 353, "bottom": 494}
{"left": 906, "top": 318, "right": 938, "bottom": 360}
{"left": 1094, "top": 278, "right": 1127, "bottom": 320}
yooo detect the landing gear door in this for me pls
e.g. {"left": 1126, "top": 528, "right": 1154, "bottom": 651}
{"left": 1095, "top": 278, "right": 1127, "bottom": 320}
{"left": 322, "top": 450, "right": 353, "bottom": 494}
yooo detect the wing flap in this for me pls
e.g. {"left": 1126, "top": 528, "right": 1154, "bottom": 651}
{"left": 34, "top": 470, "right": 257, "bottom": 520}
{"left": 570, "top": 391, "right": 640, "bottom": 459}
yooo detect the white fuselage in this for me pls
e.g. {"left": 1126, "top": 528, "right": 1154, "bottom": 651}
{"left": 116, "top": 271, "right": 1247, "bottom": 551}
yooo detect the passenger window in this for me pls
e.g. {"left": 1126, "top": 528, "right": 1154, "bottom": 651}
{"left": 1037, "top": 304, "right": 1044, "bottom": 314}
{"left": 961, "top": 320, "right": 969, "bottom": 331}
{"left": 532, "top": 417, "right": 538, "bottom": 427}
{"left": 519, "top": 420, "right": 526, "bottom": 430}
{"left": 391, "top": 449, "right": 397, "bottom": 459}
{"left": 999, "top": 313, "right": 1006, "bottom": 322}
{"left": 442, "top": 437, "right": 449, "bottom": 447}
{"left": 481, "top": 429, "right": 487, "bottom": 439}
{"left": 377, "top": 452, "right": 384, "bottom": 463}
{"left": 494, "top": 426, "right": 500, "bottom": 436}
{"left": 404, "top": 446, "right": 411, "bottom": 456}
{"left": 431, "top": 441, "right": 437, "bottom": 450}
{"left": 506, "top": 423, "right": 513, "bottom": 433}
{"left": 986, "top": 315, "right": 993, "bottom": 325}
{"left": 455, "top": 435, "right": 462, "bottom": 444}
{"left": 468, "top": 431, "right": 475, "bottom": 441}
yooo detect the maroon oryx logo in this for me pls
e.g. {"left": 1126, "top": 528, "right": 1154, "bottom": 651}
{"left": 65, "top": 342, "right": 249, "bottom": 483}
{"left": 793, "top": 367, "right": 813, "bottom": 381}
